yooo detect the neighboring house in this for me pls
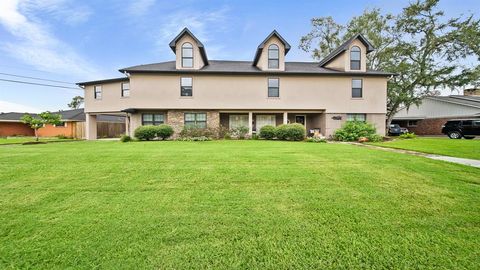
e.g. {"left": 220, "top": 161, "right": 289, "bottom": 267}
{"left": 0, "top": 109, "right": 125, "bottom": 138}
{"left": 78, "top": 28, "right": 393, "bottom": 140}
{"left": 393, "top": 95, "right": 480, "bottom": 135}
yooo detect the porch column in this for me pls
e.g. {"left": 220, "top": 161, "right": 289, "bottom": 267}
{"left": 125, "top": 113, "right": 131, "bottom": 137}
{"left": 283, "top": 112, "right": 288, "bottom": 124}
{"left": 248, "top": 112, "right": 253, "bottom": 135}
{"left": 85, "top": 113, "right": 97, "bottom": 140}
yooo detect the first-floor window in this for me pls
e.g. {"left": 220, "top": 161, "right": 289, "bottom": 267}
{"left": 256, "top": 115, "right": 276, "bottom": 131}
{"left": 229, "top": 115, "right": 249, "bottom": 130}
{"left": 185, "top": 113, "right": 206, "bottom": 128}
{"left": 142, "top": 113, "right": 164, "bottom": 125}
{"left": 94, "top": 85, "right": 102, "bottom": 99}
{"left": 347, "top": 113, "right": 366, "bottom": 122}
{"left": 181, "top": 77, "right": 193, "bottom": 96}
{"left": 408, "top": 120, "right": 418, "bottom": 127}
{"left": 268, "top": 78, "right": 279, "bottom": 97}
{"left": 55, "top": 122, "right": 66, "bottom": 127}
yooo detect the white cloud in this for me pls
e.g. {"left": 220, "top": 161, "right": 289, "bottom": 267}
{"left": 0, "top": 0, "right": 99, "bottom": 79}
{"left": 154, "top": 6, "right": 231, "bottom": 59}
{"left": 128, "top": 0, "right": 156, "bottom": 16}
{"left": 0, "top": 100, "right": 42, "bottom": 113}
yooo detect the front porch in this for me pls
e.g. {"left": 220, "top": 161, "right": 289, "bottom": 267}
{"left": 219, "top": 111, "right": 325, "bottom": 136}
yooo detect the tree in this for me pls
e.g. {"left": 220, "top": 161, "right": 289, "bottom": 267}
{"left": 68, "top": 96, "right": 84, "bottom": 109}
{"left": 299, "top": 0, "right": 480, "bottom": 130}
{"left": 21, "top": 112, "right": 62, "bottom": 141}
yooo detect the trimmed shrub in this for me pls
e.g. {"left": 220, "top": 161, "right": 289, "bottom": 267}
{"left": 176, "top": 136, "right": 211, "bottom": 141}
{"left": 229, "top": 126, "right": 249, "bottom": 139}
{"left": 134, "top": 126, "right": 158, "bottom": 140}
{"left": 275, "top": 123, "right": 306, "bottom": 141}
{"left": 305, "top": 136, "right": 327, "bottom": 143}
{"left": 156, "top": 124, "right": 174, "bottom": 140}
{"left": 120, "top": 135, "right": 132, "bottom": 142}
{"left": 180, "top": 127, "right": 214, "bottom": 138}
{"left": 333, "top": 120, "right": 377, "bottom": 142}
{"left": 399, "top": 132, "right": 417, "bottom": 139}
{"left": 367, "top": 134, "right": 384, "bottom": 142}
{"left": 259, "top": 125, "right": 276, "bottom": 140}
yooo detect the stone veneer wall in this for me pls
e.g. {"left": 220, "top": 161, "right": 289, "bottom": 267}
{"left": 167, "top": 110, "right": 220, "bottom": 136}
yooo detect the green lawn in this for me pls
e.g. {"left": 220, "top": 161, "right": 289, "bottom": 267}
{"left": 369, "top": 137, "right": 480, "bottom": 160}
{"left": 0, "top": 141, "right": 479, "bottom": 269}
{"left": 0, "top": 137, "right": 74, "bottom": 145}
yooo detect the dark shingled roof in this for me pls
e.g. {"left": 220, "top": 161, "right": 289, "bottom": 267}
{"left": 77, "top": 77, "right": 128, "bottom": 87}
{"left": 119, "top": 60, "right": 393, "bottom": 76}
{"left": 0, "top": 109, "right": 125, "bottom": 123}
{"left": 318, "top": 33, "right": 375, "bottom": 67}
{"left": 168, "top": 27, "right": 209, "bottom": 65}
{"left": 253, "top": 30, "right": 291, "bottom": 66}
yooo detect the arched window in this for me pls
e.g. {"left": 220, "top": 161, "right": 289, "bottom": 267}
{"left": 350, "top": 46, "right": 361, "bottom": 70}
{"left": 268, "top": 44, "right": 279, "bottom": 69}
{"left": 182, "top": 42, "right": 193, "bottom": 68}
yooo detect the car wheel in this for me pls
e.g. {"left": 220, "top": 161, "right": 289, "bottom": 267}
{"left": 448, "top": 131, "right": 462, "bottom": 139}
{"left": 464, "top": 136, "right": 475, "bottom": 140}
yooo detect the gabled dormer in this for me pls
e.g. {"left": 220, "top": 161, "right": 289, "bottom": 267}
{"left": 169, "top": 28, "right": 209, "bottom": 70}
{"left": 318, "top": 34, "right": 374, "bottom": 72}
{"left": 253, "top": 30, "right": 291, "bottom": 71}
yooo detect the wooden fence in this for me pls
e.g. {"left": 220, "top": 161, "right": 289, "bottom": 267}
{"left": 74, "top": 122, "right": 125, "bottom": 139}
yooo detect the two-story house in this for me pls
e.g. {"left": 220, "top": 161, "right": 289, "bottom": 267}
{"left": 78, "top": 28, "right": 392, "bottom": 139}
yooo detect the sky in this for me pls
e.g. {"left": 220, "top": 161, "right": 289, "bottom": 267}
{"left": 0, "top": 0, "right": 479, "bottom": 113}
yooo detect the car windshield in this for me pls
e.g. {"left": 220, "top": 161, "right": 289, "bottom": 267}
{"left": 390, "top": 124, "right": 400, "bottom": 128}
{"left": 446, "top": 121, "right": 461, "bottom": 126}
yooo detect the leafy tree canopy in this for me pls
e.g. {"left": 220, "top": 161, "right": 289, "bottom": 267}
{"left": 299, "top": 0, "right": 480, "bottom": 127}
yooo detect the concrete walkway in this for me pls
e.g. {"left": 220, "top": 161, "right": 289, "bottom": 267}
{"left": 350, "top": 143, "right": 480, "bottom": 168}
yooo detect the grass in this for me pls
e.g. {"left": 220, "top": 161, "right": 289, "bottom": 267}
{"left": 0, "top": 140, "right": 479, "bottom": 269}
{"left": 369, "top": 137, "right": 480, "bottom": 160}
{"left": 0, "top": 137, "right": 74, "bottom": 145}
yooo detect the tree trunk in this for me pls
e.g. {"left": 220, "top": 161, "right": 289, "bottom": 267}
{"left": 385, "top": 103, "right": 400, "bottom": 135}
{"left": 34, "top": 129, "right": 39, "bottom": 142}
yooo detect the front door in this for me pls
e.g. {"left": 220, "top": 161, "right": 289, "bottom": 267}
{"left": 295, "top": 115, "right": 306, "bottom": 126}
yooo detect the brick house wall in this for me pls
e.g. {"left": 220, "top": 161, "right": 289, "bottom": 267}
{"left": 37, "top": 122, "right": 76, "bottom": 137}
{"left": 0, "top": 122, "right": 35, "bottom": 136}
{"left": 393, "top": 116, "right": 478, "bottom": 135}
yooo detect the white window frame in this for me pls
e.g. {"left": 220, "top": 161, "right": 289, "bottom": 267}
{"left": 256, "top": 115, "right": 276, "bottom": 131}
{"left": 346, "top": 113, "right": 366, "bottom": 122}
{"left": 229, "top": 115, "right": 249, "bottom": 130}
{"left": 94, "top": 85, "right": 102, "bottom": 100}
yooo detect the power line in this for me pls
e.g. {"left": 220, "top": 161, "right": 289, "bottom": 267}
{"left": 0, "top": 72, "right": 76, "bottom": 85}
{"left": 0, "top": 78, "right": 82, "bottom": 90}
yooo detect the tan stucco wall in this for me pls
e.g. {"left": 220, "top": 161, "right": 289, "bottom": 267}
{"left": 325, "top": 39, "right": 367, "bottom": 72}
{"left": 324, "top": 113, "right": 385, "bottom": 137}
{"left": 175, "top": 34, "right": 206, "bottom": 70}
{"left": 256, "top": 36, "right": 286, "bottom": 71}
{"left": 84, "top": 74, "right": 387, "bottom": 114}
{"left": 325, "top": 52, "right": 346, "bottom": 71}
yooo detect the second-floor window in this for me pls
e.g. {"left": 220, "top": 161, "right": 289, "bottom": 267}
{"left": 268, "top": 78, "right": 279, "bottom": 97}
{"left": 121, "top": 82, "right": 130, "bottom": 97}
{"left": 350, "top": 46, "right": 361, "bottom": 70}
{"left": 352, "top": 79, "right": 363, "bottom": 98}
{"left": 94, "top": 85, "right": 102, "bottom": 99}
{"left": 268, "top": 44, "right": 279, "bottom": 69}
{"left": 181, "top": 77, "right": 193, "bottom": 96}
{"left": 182, "top": 42, "right": 193, "bottom": 68}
